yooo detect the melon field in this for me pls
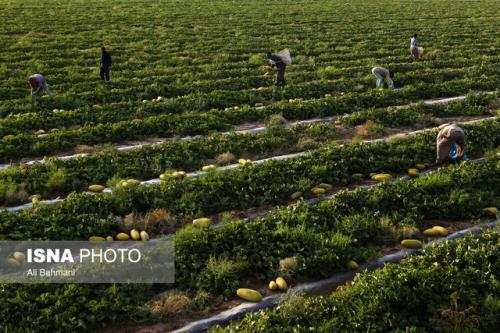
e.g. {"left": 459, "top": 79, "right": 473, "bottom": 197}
{"left": 0, "top": 0, "right": 499, "bottom": 332}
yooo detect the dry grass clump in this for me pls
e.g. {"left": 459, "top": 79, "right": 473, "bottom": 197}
{"left": 279, "top": 256, "right": 299, "bottom": 278}
{"left": 295, "top": 137, "right": 319, "bottom": 150}
{"left": 354, "top": 120, "right": 385, "bottom": 139}
{"left": 266, "top": 114, "right": 287, "bottom": 128}
{"left": 74, "top": 145, "right": 95, "bottom": 154}
{"left": 120, "top": 208, "right": 179, "bottom": 236}
{"left": 146, "top": 291, "right": 193, "bottom": 318}
{"left": 4, "top": 188, "right": 30, "bottom": 206}
{"left": 215, "top": 152, "right": 236, "bottom": 166}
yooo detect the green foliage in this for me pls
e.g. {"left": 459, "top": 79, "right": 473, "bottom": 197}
{"left": 0, "top": 119, "right": 498, "bottom": 240}
{"left": 198, "top": 257, "right": 246, "bottom": 298}
{"left": 213, "top": 229, "right": 500, "bottom": 332}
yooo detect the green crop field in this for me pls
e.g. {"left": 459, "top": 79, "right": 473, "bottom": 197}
{"left": 0, "top": 0, "right": 499, "bottom": 332}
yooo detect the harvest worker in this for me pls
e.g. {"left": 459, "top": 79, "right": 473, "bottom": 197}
{"left": 410, "top": 34, "right": 420, "bottom": 60}
{"left": 436, "top": 123, "right": 467, "bottom": 164}
{"left": 371, "top": 67, "right": 394, "bottom": 89}
{"left": 100, "top": 46, "right": 112, "bottom": 81}
{"left": 28, "top": 74, "right": 52, "bottom": 98}
{"left": 266, "top": 52, "right": 286, "bottom": 86}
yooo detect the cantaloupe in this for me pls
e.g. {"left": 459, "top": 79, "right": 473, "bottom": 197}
{"left": 318, "top": 183, "right": 332, "bottom": 191}
{"left": 346, "top": 260, "right": 359, "bottom": 270}
{"left": 89, "top": 236, "right": 106, "bottom": 241}
{"left": 88, "top": 185, "right": 105, "bottom": 193}
{"left": 13, "top": 252, "right": 26, "bottom": 262}
{"left": 116, "top": 233, "right": 130, "bottom": 241}
{"left": 423, "top": 228, "right": 440, "bottom": 237}
{"left": 236, "top": 288, "right": 262, "bottom": 302}
{"left": 7, "top": 258, "right": 20, "bottom": 267}
{"left": 238, "top": 159, "right": 253, "bottom": 166}
{"left": 401, "top": 239, "right": 423, "bottom": 249}
{"left": 193, "top": 217, "right": 212, "bottom": 228}
{"left": 432, "top": 226, "right": 448, "bottom": 237}
{"left": 127, "top": 179, "right": 140, "bottom": 186}
{"left": 275, "top": 277, "right": 288, "bottom": 290}
{"left": 130, "top": 229, "right": 140, "bottom": 240}
{"left": 140, "top": 231, "right": 150, "bottom": 241}
{"left": 408, "top": 168, "right": 419, "bottom": 177}
{"left": 106, "top": 236, "right": 114, "bottom": 241}
{"left": 202, "top": 165, "right": 217, "bottom": 172}
{"left": 290, "top": 191, "right": 302, "bottom": 200}
{"left": 172, "top": 171, "right": 187, "bottom": 179}
{"left": 371, "top": 173, "right": 391, "bottom": 182}
{"left": 268, "top": 281, "right": 277, "bottom": 290}
{"left": 483, "top": 207, "right": 498, "bottom": 216}
{"left": 311, "top": 187, "right": 326, "bottom": 196}
{"left": 31, "top": 195, "right": 41, "bottom": 205}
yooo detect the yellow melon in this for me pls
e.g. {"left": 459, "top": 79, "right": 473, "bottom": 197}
{"left": 401, "top": 239, "right": 423, "bottom": 249}
{"left": 275, "top": 277, "right": 288, "bottom": 290}
{"left": 88, "top": 185, "right": 105, "bottom": 193}
{"left": 193, "top": 217, "right": 212, "bottom": 228}
{"left": 236, "top": 288, "right": 262, "bottom": 302}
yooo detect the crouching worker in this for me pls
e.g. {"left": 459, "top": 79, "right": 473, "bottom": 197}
{"left": 436, "top": 123, "right": 468, "bottom": 164}
{"left": 29, "top": 74, "right": 52, "bottom": 99}
{"left": 409, "top": 34, "right": 421, "bottom": 61}
{"left": 266, "top": 52, "right": 286, "bottom": 86}
{"left": 371, "top": 66, "right": 394, "bottom": 89}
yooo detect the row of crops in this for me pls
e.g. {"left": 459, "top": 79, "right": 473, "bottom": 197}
{"left": 1, "top": 152, "right": 498, "bottom": 331}
{"left": 0, "top": 0, "right": 499, "bottom": 331}
{"left": 211, "top": 228, "right": 500, "bottom": 333}
{"left": 0, "top": 94, "right": 496, "bottom": 207}
{"left": 0, "top": 118, "right": 498, "bottom": 239}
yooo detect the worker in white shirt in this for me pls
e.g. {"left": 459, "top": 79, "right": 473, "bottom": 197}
{"left": 410, "top": 34, "right": 420, "bottom": 61}
{"left": 371, "top": 67, "right": 394, "bottom": 89}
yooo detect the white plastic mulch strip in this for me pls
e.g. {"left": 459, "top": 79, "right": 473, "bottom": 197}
{"left": 0, "top": 117, "right": 337, "bottom": 171}
{"left": 0, "top": 91, "right": 492, "bottom": 171}
{"left": 171, "top": 219, "right": 499, "bottom": 333}
{"left": 1, "top": 116, "right": 494, "bottom": 213}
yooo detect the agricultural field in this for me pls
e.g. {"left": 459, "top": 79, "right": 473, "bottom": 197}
{"left": 0, "top": 0, "right": 499, "bottom": 332}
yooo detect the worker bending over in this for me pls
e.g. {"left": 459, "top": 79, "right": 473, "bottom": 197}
{"left": 371, "top": 67, "right": 394, "bottom": 89}
{"left": 436, "top": 123, "right": 467, "bottom": 164}
{"left": 28, "top": 74, "right": 52, "bottom": 98}
{"left": 266, "top": 52, "right": 286, "bottom": 86}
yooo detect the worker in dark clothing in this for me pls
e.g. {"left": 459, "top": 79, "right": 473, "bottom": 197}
{"left": 266, "top": 52, "right": 286, "bottom": 86}
{"left": 100, "top": 47, "right": 112, "bottom": 81}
